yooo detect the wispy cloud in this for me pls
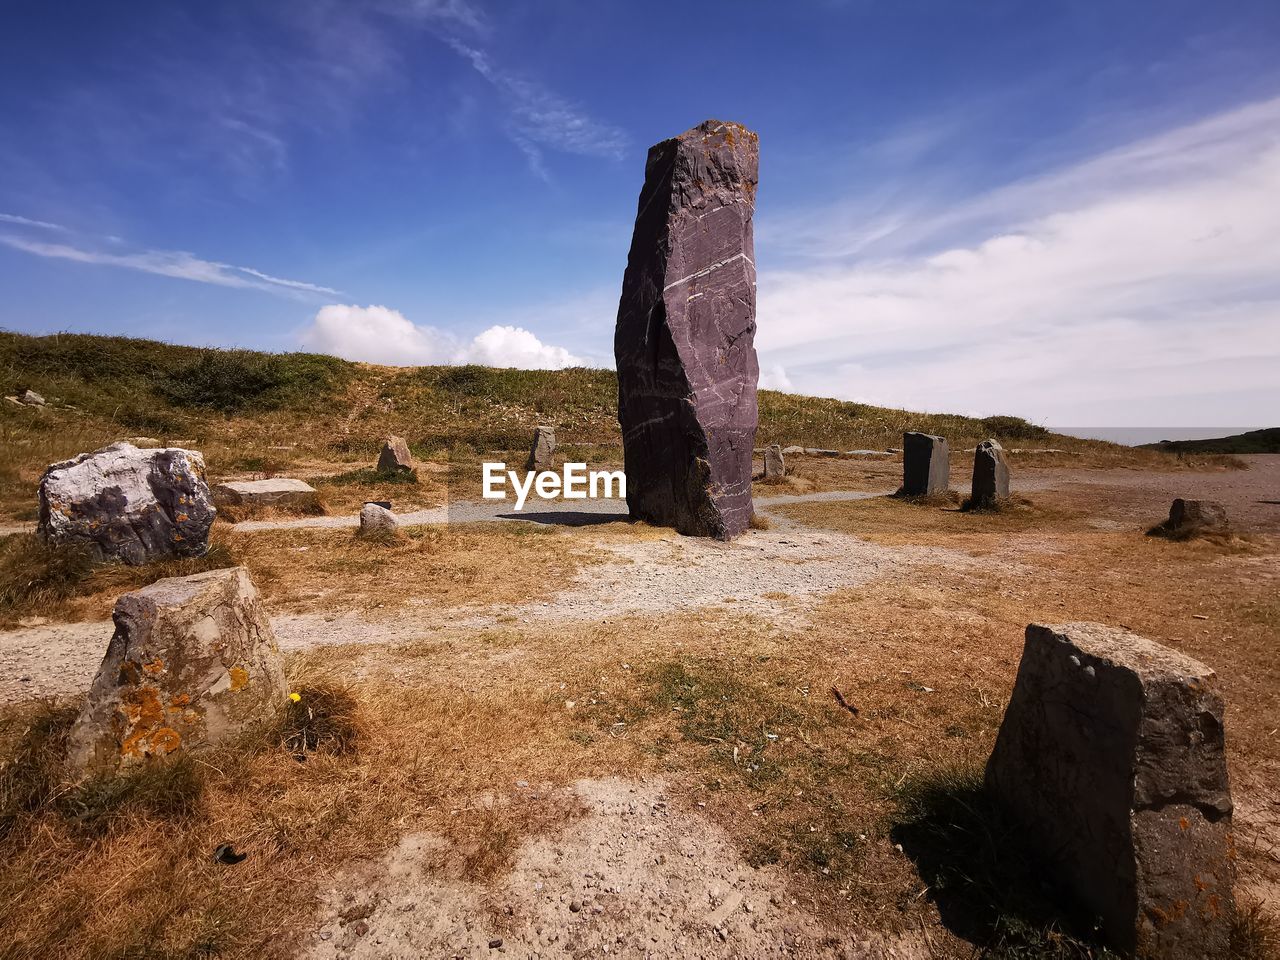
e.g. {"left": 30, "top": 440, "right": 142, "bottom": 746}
{"left": 447, "top": 39, "right": 628, "bottom": 176}
{"left": 0, "top": 234, "right": 339, "bottom": 299}
{"left": 0, "top": 213, "right": 67, "bottom": 232}
{"left": 754, "top": 96, "right": 1280, "bottom": 427}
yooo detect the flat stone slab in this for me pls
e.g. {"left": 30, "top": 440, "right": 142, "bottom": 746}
{"left": 212, "top": 478, "right": 320, "bottom": 511}
{"left": 987, "top": 622, "right": 1235, "bottom": 958}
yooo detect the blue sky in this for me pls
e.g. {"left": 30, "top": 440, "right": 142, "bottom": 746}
{"left": 2, "top": 0, "right": 1278, "bottom": 427}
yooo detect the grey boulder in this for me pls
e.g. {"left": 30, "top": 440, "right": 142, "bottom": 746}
{"left": 359, "top": 502, "right": 399, "bottom": 538}
{"left": 38, "top": 442, "right": 215, "bottom": 565}
{"left": 212, "top": 478, "right": 321, "bottom": 513}
{"left": 987, "top": 623, "right": 1235, "bottom": 958}
{"left": 525, "top": 426, "right": 556, "bottom": 472}
{"left": 66, "top": 567, "right": 287, "bottom": 779}
{"left": 1151, "top": 499, "right": 1230, "bottom": 540}
{"left": 377, "top": 436, "right": 414, "bottom": 474}
{"left": 967, "top": 438, "right": 1010, "bottom": 509}
{"left": 763, "top": 444, "right": 785, "bottom": 482}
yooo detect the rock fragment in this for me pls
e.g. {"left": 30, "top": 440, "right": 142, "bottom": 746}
{"left": 66, "top": 567, "right": 287, "bottom": 778}
{"left": 20, "top": 389, "right": 46, "bottom": 406}
{"left": 212, "top": 478, "right": 321, "bottom": 513}
{"left": 1150, "top": 499, "right": 1230, "bottom": 540}
{"left": 525, "top": 426, "right": 556, "bottom": 473}
{"left": 986, "top": 622, "right": 1235, "bottom": 958}
{"left": 359, "top": 502, "right": 399, "bottom": 539}
{"left": 763, "top": 444, "right": 785, "bottom": 482}
{"left": 900, "top": 432, "right": 949, "bottom": 497}
{"left": 376, "top": 436, "right": 414, "bottom": 474}
{"left": 614, "top": 120, "right": 760, "bottom": 540}
{"left": 38, "top": 442, "right": 215, "bottom": 564}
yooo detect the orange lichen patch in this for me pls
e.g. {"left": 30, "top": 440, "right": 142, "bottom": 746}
{"left": 141, "top": 658, "right": 165, "bottom": 676}
{"left": 121, "top": 724, "right": 182, "bottom": 758}
{"left": 171, "top": 693, "right": 191, "bottom": 708}
{"left": 228, "top": 667, "right": 250, "bottom": 692}
{"left": 1180, "top": 816, "right": 1191, "bottom": 830}
{"left": 176, "top": 513, "right": 189, "bottom": 522}
{"left": 121, "top": 685, "right": 166, "bottom": 730}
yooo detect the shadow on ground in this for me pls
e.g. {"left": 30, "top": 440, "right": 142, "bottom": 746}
{"left": 496, "top": 510, "right": 629, "bottom": 528}
{"left": 889, "top": 766, "right": 1116, "bottom": 959}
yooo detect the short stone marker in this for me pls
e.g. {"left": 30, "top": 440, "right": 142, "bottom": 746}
{"left": 212, "top": 477, "right": 321, "bottom": 513}
{"left": 38, "top": 442, "right": 215, "bottom": 565}
{"left": 900, "top": 432, "right": 950, "bottom": 496}
{"left": 614, "top": 120, "right": 760, "bottom": 540}
{"left": 986, "top": 622, "right": 1235, "bottom": 958}
{"left": 1150, "top": 498, "right": 1230, "bottom": 540}
{"left": 376, "top": 436, "right": 414, "bottom": 474}
{"left": 525, "top": 425, "right": 556, "bottom": 472}
{"left": 66, "top": 567, "right": 287, "bottom": 779}
{"left": 359, "top": 501, "right": 398, "bottom": 538}
{"left": 967, "top": 438, "right": 1010, "bottom": 509}
{"left": 763, "top": 444, "right": 785, "bottom": 482}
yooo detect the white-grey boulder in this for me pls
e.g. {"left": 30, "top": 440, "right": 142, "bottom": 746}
{"left": 212, "top": 477, "right": 321, "bottom": 513}
{"left": 38, "top": 442, "right": 215, "bottom": 565}
{"left": 359, "top": 502, "right": 399, "bottom": 538}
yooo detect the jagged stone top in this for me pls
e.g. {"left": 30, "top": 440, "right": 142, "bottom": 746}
{"left": 1032, "top": 622, "right": 1216, "bottom": 681}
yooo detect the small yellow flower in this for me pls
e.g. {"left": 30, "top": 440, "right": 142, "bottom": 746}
{"left": 288, "top": 692, "right": 301, "bottom": 703}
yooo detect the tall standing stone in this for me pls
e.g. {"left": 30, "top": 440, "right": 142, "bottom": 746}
{"left": 525, "top": 425, "right": 556, "bottom": 472}
{"left": 614, "top": 120, "right": 760, "bottom": 540}
{"left": 987, "top": 623, "right": 1235, "bottom": 958}
{"left": 900, "top": 432, "right": 949, "bottom": 497}
{"left": 66, "top": 568, "right": 287, "bottom": 779}
{"left": 763, "top": 444, "right": 785, "bottom": 482}
{"left": 968, "top": 438, "right": 1010, "bottom": 509}
{"left": 377, "top": 436, "right": 414, "bottom": 474}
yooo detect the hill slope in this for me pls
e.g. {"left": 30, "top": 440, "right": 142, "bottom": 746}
{"left": 1139, "top": 428, "right": 1280, "bottom": 455}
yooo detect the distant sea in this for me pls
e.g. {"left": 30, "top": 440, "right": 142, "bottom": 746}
{"left": 1051, "top": 427, "right": 1258, "bottom": 447}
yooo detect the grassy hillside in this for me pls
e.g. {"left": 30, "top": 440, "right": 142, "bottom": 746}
{"left": 0, "top": 331, "right": 1216, "bottom": 520}
{"left": 1140, "top": 428, "right": 1280, "bottom": 455}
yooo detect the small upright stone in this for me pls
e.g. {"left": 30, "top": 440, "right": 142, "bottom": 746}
{"left": 38, "top": 442, "right": 215, "bottom": 565}
{"left": 525, "top": 426, "right": 556, "bottom": 472}
{"left": 615, "top": 120, "right": 760, "bottom": 540}
{"left": 900, "top": 432, "right": 949, "bottom": 496}
{"left": 987, "top": 623, "right": 1235, "bottom": 958}
{"left": 1150, "top": 499, "right": 1230, "bottom": 540}
{"left": 967, "top": 438, "right": 1010, "bottom": 509}
{"left": 763, "top": 444, "right": 785, "bottom": 482}
{"left": 359, "top": 502, "right": 398, "bottom": 539}
{"left": 66, "top": 568, "right": 287, "bottom": 779}
{"left": 377, "top": 436, "right": 414, "bottom": 474}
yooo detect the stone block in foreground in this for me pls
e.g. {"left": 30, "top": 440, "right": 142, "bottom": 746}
{"left": 67, "top": 567, "right": 287, "bottom": 778}
{"left": 359, "top": 502, "right": 398, "bottom": 538}
{"left": 1151, "top": 499, "right": 1230, "bottom": 540}
{"left": 614, "top": 120, "right": 760, "bottom": 540}
{"left": 986, "top": 622, "right": 1235, "bottom": 958}
{"left": 901, "top": 432, "right": 949, "bottom": 496}
{"left": 525, "top": 426, "right": 556, "bottom": 472}
{"left": 968, "top": 438, "right": 1010, "bottom": 509}
{"left": 212, "top": 477, "right": 320, "bottom": 512}
{"left": 38, "top": 442, "right": 215, "bottom": 565}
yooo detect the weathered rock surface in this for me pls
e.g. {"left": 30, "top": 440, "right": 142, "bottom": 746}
{"left": 38, "top": 442, "right": 215, "bottom": 565}
{"left": 359, "top": 502, "right": 398, "bottom": 538}
{"left": 376, "top": 436, "right": 414, "bottom": 474}
{"left": 525, "top": 426, "right": 556, "bottom": 472}
{"left": 763, "top": 444, "right": 785, "bottom": 482}
{"left": 968, "top": 438, "right": 1010, "bottom": 509}
{"left": 1151, "top": 498, "right": 1230, "bottom": 539}
{"left": 614, "top": 120, "right": 760, "bottom": 540}
{"left": 987, "top": 623, "right": 1235, "bottom": 958}
{"left": 66, "top": 567, "right": 287, "bottom": 779}
{"left": 20, "top": 388, "right": 45, "bottom": 406}
{"left": 781, "top": 445, "right": 805, "bottom": 456}
{"left": 212, "top": 478, "right": 320, "bottom": 512}
{"left": 803, "top": 448, "right": 840, "bottom": 457}
{"left": 900, "top": 432, "right": 950, "bottom": 497}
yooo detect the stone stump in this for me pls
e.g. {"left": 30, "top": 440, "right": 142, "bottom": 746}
{"left": 901, "top": 432, "right": 949, "bottom": 496}
{"left": 968, "top": 438, "right": 1010, "bottom": 509}
{"left": 525, "top": 426, "right": 556, "bottom": 472}
{"left": 986, "top": 623, "right": 1235, "bottom": 958}
{"left": 212, "top": 478, "right": 321, "bottom": 513}
{"left": 66, "top": 567, "right": 287, "bottom": 779}
{"left": 614, "top": 120, "right": 760, "bottom": 540}
{"left": 377, "top": 436, "right": 414, "bottom": 474}
{"left": 1150, "top": 499, "right": 1230, "bottom": 540}
{"left": 38, "top": 442, "right": 215, "bottom": 565}
{"left": 764, "top": 444, "right": 785, "bottom": 482}
{"left": 359, "top": 502, "right": 398, "bottom": 539}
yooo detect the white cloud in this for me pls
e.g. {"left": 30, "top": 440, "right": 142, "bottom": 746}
{"left": 759, "top": 363, "right": 793, "bottom": 392}
{"left": 301, "top": 304, "right": 587, "bottom": 369}
{"left": 0, "top": 233, "right": 338, "bottom": 299}
{"left": 0, "top": 213, "right": 67, "bottom": 231}
{"left": 756, "top": 96, "right": 1280, "bottom": 427}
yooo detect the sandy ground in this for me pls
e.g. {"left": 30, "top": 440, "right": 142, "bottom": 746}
{"left": 305, "top": 778, "right": 928, "bottom": 960}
